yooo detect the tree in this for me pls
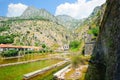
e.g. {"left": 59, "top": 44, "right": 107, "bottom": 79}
{"left": 42, "top": 44, "right": 46, "bottom": 48}
{"left": 69, "top": 40, "right": 80, "bottom": 49}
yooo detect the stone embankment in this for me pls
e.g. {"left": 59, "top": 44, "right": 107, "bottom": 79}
{"left": 53, "top": 65, "right": 71, "bottom": 80}
{"left": 23, "top": 61, "right": 68, "bottom": 80}
{"left": 2, "top": 56, "right": 24, "bottom": 59}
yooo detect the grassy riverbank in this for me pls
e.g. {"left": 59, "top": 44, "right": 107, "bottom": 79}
{"left": 30, "top": 62, "right": 69, "bottom": 80}
{"left": 0, "top": 59, "right": 62, "bottom": 80}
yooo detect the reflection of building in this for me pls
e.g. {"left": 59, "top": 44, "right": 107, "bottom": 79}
{"left": 0, "top": 44, "right": 42, "bottom": 52}
{"left": 55, "top": 44, "right": 69, "bottom": 52}
{"left": 63, "top": 44, "right": 69, "bottom": 51}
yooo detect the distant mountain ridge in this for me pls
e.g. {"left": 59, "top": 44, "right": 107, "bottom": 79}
{"left": 20, "top": 6, "right": 57, "bottom": 22}
{"left": 56, "top": 15, "right": 84, "bottom": 29}
{"left": 20, "top": 6, "right": 83, "bottom": 29}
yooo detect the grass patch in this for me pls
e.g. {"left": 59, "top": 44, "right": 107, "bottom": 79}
{"left": 31, "top": 62, "right": 69, "bottom": 80}
{"left": 71, "top": 54, "right": 91, "bottom": 68}
{"left": 0, "top": 59, "right": 61, "bottom": 80}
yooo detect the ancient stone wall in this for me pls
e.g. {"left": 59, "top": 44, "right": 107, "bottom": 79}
{"left": 84, "top": 34, "right": 95, "bottom": 55}
{"left": 85, "top": 0, "right": 120, "bottom": 80}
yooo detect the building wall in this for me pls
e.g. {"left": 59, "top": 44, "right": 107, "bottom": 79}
{"left": 85, "top": 43, "right": 95, "bottom": 55}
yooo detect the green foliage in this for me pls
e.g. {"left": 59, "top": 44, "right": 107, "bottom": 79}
{"left": 1, "top": 49, "right": 18, "bottom": 57}
{"left": 49, "top": 50, "right": 53, "bottom": 53}
{"left": 35, "top": 42, "right": 39, "bottom": 46}
{"left": 70, "top": 40, "right": 80, "bottom": 48}
{"left": 24, "top": 50, "right": 34, "bottom": 54}
{"left": 88, "top": 27, "right": 99, "bottom": 37}
{"left": 42, "top": 44, "right": 46, "bottom": 48}
{"left": 0, "top": 26, "right": 10, "bottom": 32}
{"left": 69, "top": 40, "right": 81, "bottom": 51}
{"left": 0, "top": 34, "right": 15, "bottom": 44}
{"left": 71, "top": 55, "right": 81, "bottom": 68}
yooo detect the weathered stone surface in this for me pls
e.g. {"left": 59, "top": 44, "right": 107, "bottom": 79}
{"left": 85, "top": 0, "right": 120, "bottom": 80}
{"left": 23, "top": 61, "right": 68, "bottom": 80}
{"left": 53, "top": 64, "right": 71, "bottom": 79}
{"left": 85, "top": 43, "right": 95, "bottom": 55}
{"left": 84, "top": 34, "right": 95, "bottom": 55}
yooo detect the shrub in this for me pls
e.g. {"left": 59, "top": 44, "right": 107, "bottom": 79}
{"left": 71, "top": 54, "right": 91, "bottom": 68}
{"left": 70, "top": 40, "right": 80, "bottom": 49}
{"left": 25, "top": 50, "right": 34, "bottom": 54}
{"left": 69, "top": 40, "right": 81, "bottom": 52}
{"left": 71, "top": 55, "right": 81, "bottom": 68}
{"left": 0, "top": 34, "right": 15, "bottom": 44}
{"left": 1, "top": 50, "right": 18, "bottom": 57}
{"left": 88, "top": 27, "right": 99, "bottom": 37}
{"left": 49, "top": 50, "right": 53, "bottom": 53}
{"left": 0, "top": 26, "right": 10, "bottom": 32}
{"left": 42, "top": 44, "right": 46, "bottom": 48}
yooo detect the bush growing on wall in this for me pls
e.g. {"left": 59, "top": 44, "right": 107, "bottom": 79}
{"left": 88, "top": 27, "right": 99, "bottom": 37}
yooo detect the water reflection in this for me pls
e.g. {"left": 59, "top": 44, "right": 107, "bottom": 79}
{"left": 0, "top": 53, "right": 50, "bottom": 64}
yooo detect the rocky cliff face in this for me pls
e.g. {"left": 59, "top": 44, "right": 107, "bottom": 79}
{"left": 85, "top": 0, "right": 120, "bottom": 80}
{"left": 0, "top": 7, "right": 76, "bottom": 48}
{"left": 21, "top": 6, "right": 57, "bottom": 22}
{"left": 75, "top": 4, "right": 106, "bottom": 41}
{"left": 56, "top": 15, "right": 83, "bottom": 29}
{"left": 0, "top": 19, "right": 72, "bottom": 47}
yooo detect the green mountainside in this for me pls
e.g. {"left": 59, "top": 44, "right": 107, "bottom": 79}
{"left": 75, "top": 4, "right": 106, "bottom": 41}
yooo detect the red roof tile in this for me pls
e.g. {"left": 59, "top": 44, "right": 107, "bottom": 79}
{"left": 0, "top": 44, "right": 42, "bottom": 49}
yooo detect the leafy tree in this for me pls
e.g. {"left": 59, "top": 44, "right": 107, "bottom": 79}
{"left": 0, "top": 35, "right": 15, "bottom": 44}
{"left": 0, "top": 26, "right": 10, "bottom": 32}
{"left": 69, "top": 40, "right": 80, "bottom": 49}
{"left": 42, "top": 44, "right": 46, "bottom": 48}
{"left": 88, "top": 27, "right": 99, "bottom": 37}
{"left": 1, "top": 50, "right": 18, "bottom": 57}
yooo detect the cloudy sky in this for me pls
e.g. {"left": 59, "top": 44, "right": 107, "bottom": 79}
{"left": 0, "top": 0, "right": 106, "bottom": 19}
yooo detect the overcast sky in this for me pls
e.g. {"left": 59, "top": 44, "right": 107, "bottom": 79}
{"left": 0, "top": 0, "right": 106, "bottom": 19}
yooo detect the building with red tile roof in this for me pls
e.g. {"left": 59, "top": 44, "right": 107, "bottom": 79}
{"left": 0, "top": 44, "right": 42, "bottom": 52}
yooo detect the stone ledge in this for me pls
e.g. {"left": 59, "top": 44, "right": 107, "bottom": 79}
{"left": 53, "top": 64, "right": 71, "bottom": 79}
{"left": 23, "top": 61, "right": 68, "bottom": 80}
{"left": 2, "top": 56, "right": 24, "bottom": 60}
